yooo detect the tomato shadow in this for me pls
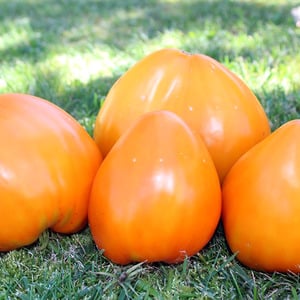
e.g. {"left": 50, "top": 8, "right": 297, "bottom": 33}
{"left": 29, "top": 69, "right": 119, "bottom": 130}
{"left": 255, "top": 87, "right": 300, "bottom": 131}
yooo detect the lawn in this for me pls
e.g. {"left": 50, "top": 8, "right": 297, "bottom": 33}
{"left": 1, "top": 0, "right": 300, "bottom": 299}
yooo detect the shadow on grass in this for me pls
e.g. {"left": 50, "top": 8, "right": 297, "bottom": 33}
{"left": 256, "top": 87, "right": 300, "bottom": 130}
{"left": 0, "top": 0, "right": 297, "bottom": 62}
{"left": 31, "top": 69, "right": 119, "bottom": 120}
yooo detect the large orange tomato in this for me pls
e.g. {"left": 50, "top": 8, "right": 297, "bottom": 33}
{"left": 94, "top": 48, "right": 270, "bottom": 181}
{"left": 222, "top": 120, "right": 300, "bottom": 272}
{"left": 0, "top": 93, "right": 102, "bottom": 251}
{"left": 89, "top": 110, "right": 221, "bottom": 265}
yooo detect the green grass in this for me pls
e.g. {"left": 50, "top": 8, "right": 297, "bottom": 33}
{"left": 1, "top": 0, "right": 300, "bottom": 298}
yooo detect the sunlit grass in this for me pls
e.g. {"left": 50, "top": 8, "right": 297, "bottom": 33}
{"left": 1, "top": 0, "right": 300, "bottom": 298}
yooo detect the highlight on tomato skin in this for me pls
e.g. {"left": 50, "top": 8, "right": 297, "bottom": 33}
{"left": 89, "top": 110, "right": 222, "bottom": 265}
{"left": 222, "top": 119, "right": 300, "bottom": 273}
{"left": 93, "top": 48, "right": 270, "bottom": 182}
{"left": 0, "top": 93, "right": 102, "bottom": 252}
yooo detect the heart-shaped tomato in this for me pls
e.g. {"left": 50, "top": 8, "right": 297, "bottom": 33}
{"left": 94, "top": 48, "right": 270, "bottom": 181}
{"left": 0, "top": 94, "right": 102, "bottom": 251}
{"left": 222, "top": 119, "right": 300, "bottom": 272}
{"left": 89, "top": 110, "right": 221, "bottom": 264}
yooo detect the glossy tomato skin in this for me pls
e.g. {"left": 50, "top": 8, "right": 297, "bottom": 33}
{"left": 94, "top": 48, "right": 270, "bottom": 181}
{"left": 0, "top": 94, "right": 102, "bottom": 251}
{"left": 89, "top": 110, "right": 221, "bottom": 265}
{"left": 222, "top": 120, "right": 300, "bottom": 272}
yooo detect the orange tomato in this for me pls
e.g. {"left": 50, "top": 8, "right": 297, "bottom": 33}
{"left": 0, "top": 93, "right": 102, "bottom": 251}
{"left": 89, "top": 110, "right": 221, "bottom": 265}
{"left": 94, "top": 48, "right": 270, "bottom": 181}
{"left": 222, "top": 120, "right": 300, "bottom": 272}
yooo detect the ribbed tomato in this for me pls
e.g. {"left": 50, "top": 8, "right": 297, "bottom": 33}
{"left": 0, "top": 94, "right": 102, "bottom": 251}
{"left": 89, "top": 110, "right": 221, "bottom": 265}
{"left": 222, "top": 120, "right": 300, "bottom": 272}
{"left": 94, "top": 48, "right": 270, "bottom": 181}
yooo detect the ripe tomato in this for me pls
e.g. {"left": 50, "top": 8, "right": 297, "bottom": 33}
{"left": 0, "top": 94, "right": 102, "bottom": 251}
{"left": 222, "top": 120, "right": 300, "bottom": 272}
{"left": 94, "top": 48, "right": 270, "bottom": 181}
{"left": 89, "top": 110, "right": 221, "bottom": 264}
